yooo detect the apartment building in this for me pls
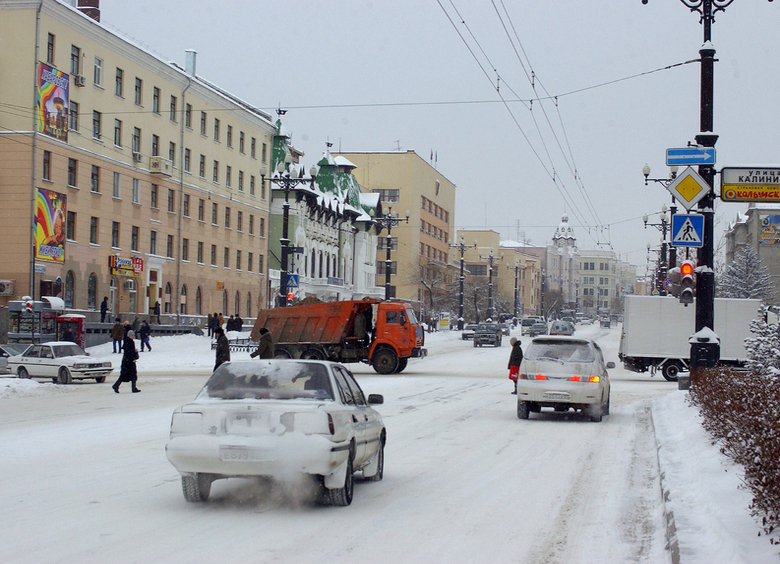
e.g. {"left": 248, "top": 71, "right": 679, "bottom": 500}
{"left": 0, "top": 0, "right": 274, "bottom": 319}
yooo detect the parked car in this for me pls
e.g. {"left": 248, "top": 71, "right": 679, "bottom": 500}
{"left": 473, "top": 322, "right": 503, "bottom": 347}
{"left": 461, "top": 323, "right": 478, "bottom": 340}
{"left": 521, "top": 318, "right": 537, "bottom": 335}
{"left": 516, "top": 336, "right": 614, "bottom": 422}
{"left": 8, "top": 342, "right": 113, "bottom": 384}
{"left": 0, "top": 344, "right": 28, "bottom": 374}
{"left": 549, "top": 320, "right": 575, "bottom": 336}
{"left": 528, "top": 321, "right": 549, "bottom": 337}
{"left": 165, "top": 359, "right": 386, "bottom": 506}
{"left": 600, "top": 316, "right": 611, "bottom": 328}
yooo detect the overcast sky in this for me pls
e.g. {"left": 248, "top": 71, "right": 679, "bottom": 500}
{"left": 100, "top": 0, "right": 780, "bottom": 272}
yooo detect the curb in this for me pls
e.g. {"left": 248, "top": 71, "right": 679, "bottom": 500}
{"left": 649, "top": 401, "right": 681, "bottom": 564}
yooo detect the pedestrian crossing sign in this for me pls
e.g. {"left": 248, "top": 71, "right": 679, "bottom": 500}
{"left": 671, "top": 214, "right": 704, "bottom": 248}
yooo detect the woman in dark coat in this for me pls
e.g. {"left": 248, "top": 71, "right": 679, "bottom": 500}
{"left": 507, "top": 337, "right": 523, "bottom": 395}
{"left": 113, "top": 330, "right": 140, "bottom": 393}
{"left": 214, "top": 327, "right": 230, "bottom": 372}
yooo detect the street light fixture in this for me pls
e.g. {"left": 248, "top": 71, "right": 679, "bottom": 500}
{"left": 373, "top": 205, "right": 410, "bottom": 300}
{"left": 480, "top": 248, "right": 502, "bottom": 321}
{"left": 507, "top": 259, "right": 523, "bottom": 320}
{"left": 449, "top": 236, "right": 477, "bottom": 330}
{"left": 261, "top": 158, "right": 317, "bottom": 307}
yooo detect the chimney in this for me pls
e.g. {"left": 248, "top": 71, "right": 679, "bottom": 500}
{"left": 77, "top": 0, "right": 100, "bottom": 22}
{"left": 185, "top": 49, "right": 197, "bottom": 76}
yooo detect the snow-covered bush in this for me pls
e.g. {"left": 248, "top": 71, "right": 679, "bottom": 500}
{"left": 688, "top": 307, "right": 780, "bottom": 544}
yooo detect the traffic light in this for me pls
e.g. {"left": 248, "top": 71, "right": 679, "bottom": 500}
{"left": 667, "top": 266, "right": 681, "bottom": 297}
{"left": 287, "top": 292, "right": 294, "bottom": 306}
{"left": 679, "top": 260, "right": 695, "bottom": 305}
{"left": 25, "top": 299, "right": 34, "bottom": 313}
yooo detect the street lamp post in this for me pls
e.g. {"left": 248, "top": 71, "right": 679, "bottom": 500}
{"left": 480, "top": 249, "right": 502, "bottom": 321}
{"left": 449, "top": 236, "right": 477, "bottom": 330}
{"left": 643, "top": 205, "right": 669, "bottom": 294}
{"left": 507, "top": 260, "right": 522, "bottom": 319}
{"left": 261, "top": 158, "right": 317, "bottom": 307}
{"left": 373, "top": 206, "right": 410, "bottom": 300}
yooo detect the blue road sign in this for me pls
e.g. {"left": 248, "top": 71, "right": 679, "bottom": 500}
{"left": 286, "top": 274, "right": 299, "bottom": 288}
{"left": 666, "top": 147, "right": 716, "bottom": 166}
{"left": 671, "top": 214, "right": 704, "bottom": 248}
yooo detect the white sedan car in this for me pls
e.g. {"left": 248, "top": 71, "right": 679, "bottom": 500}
{"left": 516, "top": 336, "right": 613, "bottom": 422}
{"left": 8, "top": 341, "right": 113, "bottom": 384}
{"left": 165, "top": 360, "right": 386, "bottom": 506}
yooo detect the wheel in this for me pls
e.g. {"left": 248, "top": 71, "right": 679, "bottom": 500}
{"left": 372, "top": 348, "right": 399, "bottom": 375}
{"left": 17, "top": 367, "right": 29, "bottom": 379}
{"left": 589, "top": 404, "right": 603, "bottom": 422}
{"left": 182, "top": 474, "right": 212, "bottom": 502}
{"left": 58, "top": 367, "right": 72, "bottom": 385}
{"left": 300, "top": 348, "right": 325, "bottom": 360}
{"left": 394, "top": 358, "right": 408, "bottom": 373}
{"left": 328, "top": 455, "right": 354, "bottom": 506}
{"left": 473, "top": 341, "right": 477, "bottom": 347}
{"left": 517, "top": 400, "right": 529, "bottom": 420}
{"left": 274, "top": 349, "right": 292, "bottom": 359}
{"left": 496, "top": 338, "right": 502, "bottom": 347}
{"left": 603, "top": 393, "right": 610, "bottom": 415}
{"left": 365, "top": 435, "right": 385, "bottom": 482}
{"left": 95, "top": 376, "right": 106, "bottom": 384}
{"left": 662, "top": 361, "right": 681, "bottom": 382}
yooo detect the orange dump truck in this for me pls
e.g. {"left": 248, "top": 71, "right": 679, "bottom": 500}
{"left": 250, "top": 299, "right": 427, "bottom": 374}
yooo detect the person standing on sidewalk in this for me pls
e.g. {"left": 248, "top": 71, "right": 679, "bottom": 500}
{"left": 213, "top": 327, "right": 230, "bottom": 372}
{"left": 113, "top": 330, "right": 140, "bottom": 393}
{"left": 507, "top": 337, "right": 523, "bottom": 395}
{"left": 153, "top": 301, "right": 161, "bottom": 324}
{"left": 100, "top": 297, "right": 109, "bottom": 323}
{"left": 138, "top": 320, "right": 152, "bottom": 352}
{"left": 111, "top": 318, "right": 124, "bottom": 353}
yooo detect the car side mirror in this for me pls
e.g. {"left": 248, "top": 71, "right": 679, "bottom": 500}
{"left": 368, "top": 394, "right": 384, "bottom": 405}
{"left": 606, "top": 362, "right": 615, "bottom": 369}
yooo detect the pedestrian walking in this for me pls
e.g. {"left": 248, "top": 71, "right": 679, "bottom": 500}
{"left": 235, "top": 314, "right": 243, "bottom": 332}
{"left": 250, "top": 327, "right": 274, "bottom": 359}
{"left": 138, "top": 320, "right": 152, "bottom": 352}
{"left": 226, "top": 315, "right": 235, "bottom": 332}
{"left": 207, "top": 313, "right": 213, "bottom": 337}
{"left": 209, "top": 312, "right": 220, "bottom": 337}
{"left": 112, "top": 330, "right": 140, "bottom": 393}
{"left": 507, "top": 336, "right": 524, "bottom": 395}
{"left": 218, "top": 313, "right": 225, "bottom": 328}
{"left": 132, "top": 316, "right": 140, "bottom": 334}
{"left": 111, "top": 318, "right": 124, "bottom": 353}
{"left": 100, "top": 296, "right": 109, "bottom": 323}
{"left": 153, "top": 301, "right": 161, "bottom": 324}
{"left": 213, "top": 327, "right": 230, "bottom": 372}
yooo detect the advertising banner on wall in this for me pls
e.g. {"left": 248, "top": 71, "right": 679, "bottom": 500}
{"left": 759, "top": 215, "right": 780, "bottom": 245}
{"left": 35, "top": 188, "right": 66, "bottom": 262}
{"left": 37, "top": 62, "right": 69, "bottom": 142}
{"left": 109, "top": 255, "right": 144, "bottom": 277}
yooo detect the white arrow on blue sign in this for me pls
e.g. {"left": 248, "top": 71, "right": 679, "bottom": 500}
{"left": 671, "top": 213, "right": 704, "bottom": 248}
{"left": 666, "top": 147, "right": 716, "bottom": 166}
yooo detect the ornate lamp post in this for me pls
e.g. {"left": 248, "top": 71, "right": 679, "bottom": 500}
{"left": 480, "top": 248, "right": 502, "bottom": 321}
{"left": 373, "top": 205, "right": 409, "bottom": 300}
{"left": 507, "top": 259, "right": 522, "bottom": 319}
{"left": 643, "top": 205, "right": 669, "bottom": 295}
{"left": 449, "top": 236, "right": 477, "bottom": 330}
{"left": 261, "top": 157, "right": 317, "bottom": 307}
{"left": 643, "top": 164, "right": 679, "bottom": 270}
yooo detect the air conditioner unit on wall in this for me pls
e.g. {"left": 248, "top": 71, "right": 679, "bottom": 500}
{"left": 0, "top": 280, "right": 14, "bottom": 296}
{"left": 149, "top": 156, "right": 172, "bottom": 176}
{"left": 74, "top": 74, "right": 86, "bottom": 87}
{"left": 132, "top": 151, "right": 143, "bottom": 162}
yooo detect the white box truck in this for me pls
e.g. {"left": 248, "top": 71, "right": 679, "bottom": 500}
{"left": 618, "top": 296, "right": 760, "bottom": 381}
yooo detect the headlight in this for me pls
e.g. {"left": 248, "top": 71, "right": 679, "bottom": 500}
{"left": 102, "top": 362, "right": 112, "bottom": 368}
{"left": 73, "top": 363, "right": 86, "bottom": 369}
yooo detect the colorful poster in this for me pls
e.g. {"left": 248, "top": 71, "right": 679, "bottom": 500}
{"left": 759, "top": 215, "right": 780, "bottom": 245}
{"left": 37, "top": 62, "right": 69, "bottom": 142}
{"left": 35, "top": 188, "right": 66, "bottom": 262}
{"left": 108, "top": 255, "right": 144, "bottom": 277}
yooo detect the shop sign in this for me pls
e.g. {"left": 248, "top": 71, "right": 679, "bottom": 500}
{"left": 109, "top": 255, "right": 144, "bottom": 277}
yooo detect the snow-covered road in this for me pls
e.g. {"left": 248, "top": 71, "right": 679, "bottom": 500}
{"left": 0, "top": 323, "right": 776, "bottom": 563}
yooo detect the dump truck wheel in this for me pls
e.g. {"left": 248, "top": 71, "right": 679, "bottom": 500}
{"left": 274, "top": 349, "right": 292, "bottom": 359}
{"left": 394, "top": 358, "right": 408, "bottom": 373}
{"left": 372, "top": 348, "right": 399, "bottom": 374}
{"left": 301, "top": 348, "right": 325, "bottom": 360}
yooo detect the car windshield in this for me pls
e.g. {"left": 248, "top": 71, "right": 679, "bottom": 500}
{"left": 521, "top": 319, "right": 535, "bottom": 326}
{"left": 405, "top": 307, "right": 419, "bottom": 325}
{"left": 199, "top": 361, "right": 334, "bottom": 401}
{"left": 525, "top": 340, "right": 595, "bottom": 363}
{"left": 478, "top": 324, "right": 497, "bottom": 331}
{"left": 51, "top": 344, "right": 86, "bottom": 358}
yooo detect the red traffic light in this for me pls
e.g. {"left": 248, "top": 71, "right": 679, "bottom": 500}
{"left": 680, "top": 261, "right": 694, "bottom": 276}
{"left": 287, "top": 293, "right": 294, "bottom": 300}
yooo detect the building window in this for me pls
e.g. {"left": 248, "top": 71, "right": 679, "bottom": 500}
{"left": 168, "top": 142, "right": 175, "bottom": 163}
{"left": 68, "top": 101, "right": 78, "bottom": 132}
{"left": 250, "top": 175, "right": 255, "bottom": 196}
{"left": 259, "top": 217, "right": 265, "bottom": 237}
{"left": 112, "top": 221, "right": 120, "bottom": 248}
{"left": 225, "top": 165, "right": 231, "bottom": 188}
{"left": 132, "top": 127, "right": 141, "bottom": 153}
{"left": 66, "top": 211, "right": 76, "bottom": 241}
{"left": 150, "top": 230, "right": 157, "bottom": 255}
{"left": 199, "top": 154, "right": 205, "bottom": 178}
{"left": 261, "top": 179, "right": 266, "bottom": 200}
{"left": 251, "top": 137, "right": 256, "bottom": 158}
{"left": 112, "top": 172, "right": 121, "bottom": 198}
{"left": 213, "top": 118, "right": 220, "bottom": 141}
{"left": 377, "top": 262, "right": 398, "bottom": 276}
{"left": 258, "top": 254, "right": 264, "bottom": 274}
{"left": 211, "top": 203, "right": 218, "bottom": 225}
{"left": 91, "top": 165, "right": 99, "bottom": 192}
{"left": 151, "top": 134, "right": 159, "bottom": 157}
{"left": 167, "top": 189, "right": 175, "bottom": 213}
{"left": 92, "top": 111, "right": 101, "bottom": 140}
{"left": 197, "top": 241, "right": 203, "bottom": 264}
{"left": 70, "top": 45, "right": 80, "bottom": 75}
{"left": 150, "top": 184, "right": 158, "bottom": 208}
{"left": 152, "top": 87, "right": 160, "bottom": 113}
{"left": 134, "top": 77, "right": 142, "bottom": 105}
{"left": 169, "top": 95, "right": 177, "bottom": 122}
{"left": 210, "top": 244, "right": 216, "bottom": 266}
{"left": 249, "top": 214, "right": 254, "bottom": 235}
{"left": 373, "top": 188, "right": 399, "bottom": 202}
{"left": 131, "top": 226, "right": 139, "bottom": 251}
{"left": 93, "top": 57, "right": 102, "bottom": 86}
{"left": 42, "top": 150, "right": 51, "bottom": 181}
{"left": 47, "top": 33, "right": 55, "bottom": 65}
{"left": 212, "top": 160, "right": 219, "bottom": 183}
{"left": 227, "top": 125, "right": 233, "bottom": 147}
{"left": 183, "top": 194, "right": 190, "bottom": 217}
{"left": 262, "top": 142, "right": 267, "bottom": 162}
{"left": 184, "top": 148, "right": 190, "bottom": 172}
{"left": 132, "top": 178, "right": 140, "bottom": 204}
{"left": 200, "top": 111, "right": 207, "bottom": 135}
{"left": 223, "top": 247, "right": 229, "bottom": 268}
{"left": 87, "top": 273, "right": 97, "bottom": 310}
{"left": 239, "top": 131, "right": 245, "bottom": 153}
{"left": 182, "top": 238, "right": 189, "bottom": 261}
{"left": 166, "top": 235, "right": 174, "bottom": 258}
{"left": 90, "top": 217, "right": 98, "bottom": 244}
{"left": 248, "top": 252, "right": 253, "bottom": 273}
{"left": 238, "top": 170, "right": 244, "bottom": 192}
{"left": 237, "top": 211, "right": 243, "bottom": 232}
{"left": 198, "top": 199, "right": 204, "bottom": 221}
{"left": 113, "top": 119, "right": 122, "bottom": 147}
{"left": 224, "top": 207, "right": 231, "bottom": 229}
{"left": 185, "top": 103, "right": 192, "bottom": 128}
{"left": 115, "top": 68, "right": 123, "bottom": 97}
{"left": 236, "top": 250, "right": 242, "bottom": 271}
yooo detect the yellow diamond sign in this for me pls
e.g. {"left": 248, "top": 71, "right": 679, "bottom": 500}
{"left": 666, "top": 166, "right": 710, "bottom": 211}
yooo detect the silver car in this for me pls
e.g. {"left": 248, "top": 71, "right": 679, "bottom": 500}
{"left": 516, "top": 336, "right": 613, "bottom": 422}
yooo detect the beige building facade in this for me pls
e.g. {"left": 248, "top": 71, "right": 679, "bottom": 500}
{"left": 0, "top": 0, "right": 275, "bottom": 320}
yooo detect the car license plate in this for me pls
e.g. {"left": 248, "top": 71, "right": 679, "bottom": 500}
{"left": 219, "top": 446, "right": 270, "bottom": 462}
{"left": 543, "top": 392, "right": 570, "bottom": 401}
